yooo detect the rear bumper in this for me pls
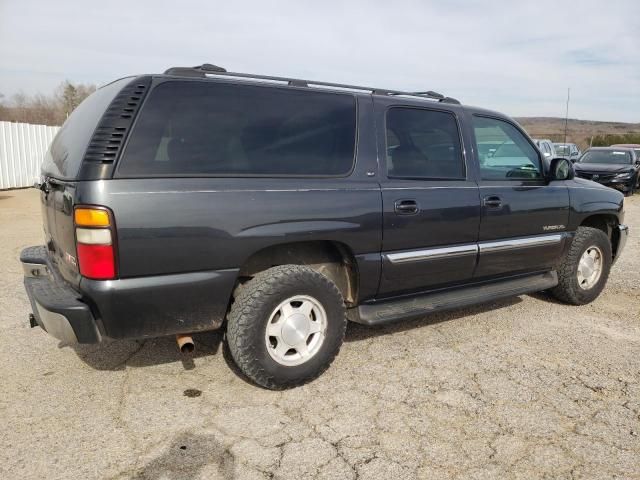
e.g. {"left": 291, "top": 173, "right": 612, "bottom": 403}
{"left": 21, "top": 246, "right": 238, "bottom": 343}
{"left": 613, "top": 224, "right": 629, "bottom": 265}
{"left": 21, "top": 246, "right": 101, "bottom": 344}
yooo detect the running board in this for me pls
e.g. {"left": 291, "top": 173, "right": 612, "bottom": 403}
{"left": 354, "top": 271, "right": 558, "bottom": 326}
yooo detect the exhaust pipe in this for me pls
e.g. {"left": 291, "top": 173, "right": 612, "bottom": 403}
{"left": 176, "top": 334, "right": 195, "bottom": 354}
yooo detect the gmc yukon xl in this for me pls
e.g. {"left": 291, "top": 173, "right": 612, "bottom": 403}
{"left": 21, "top": 64, "right": 628, "bottom": 389}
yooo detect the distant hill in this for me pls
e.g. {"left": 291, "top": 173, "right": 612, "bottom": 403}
{"left": 515, "top": 117, "right": 640, "bottom": 150}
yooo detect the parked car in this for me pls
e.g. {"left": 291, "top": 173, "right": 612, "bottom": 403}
{"left": 533, "top": 138, "right": 557, "bottom": 160}
{"left": 611, "top": 143, "right": 640, "bottom": 159}
{"left": 21, "top": 65, "right": 628, "bottom": 389}
{"left": 553, "top": 142, "right": 581, "bottom": 162}
{"left": 574, "top": 147, "right": 640, "bottom": 196}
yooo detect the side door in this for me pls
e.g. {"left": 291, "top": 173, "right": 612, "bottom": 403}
{"left": 470, "top": 114, "right": 570, "bottom": 278}
{"left": 376, "top": 101, "right": 481, "bottom": 298}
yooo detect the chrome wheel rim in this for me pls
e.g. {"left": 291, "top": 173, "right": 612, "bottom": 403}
{"left": 265, "top": 295, "right": 327, "bottom": 366}
{"left": 577, "top": 246, "right": 603, "bottom": 290}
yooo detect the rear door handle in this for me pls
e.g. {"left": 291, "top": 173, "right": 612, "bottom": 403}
{"left": 394, "top": 199, "right": 419, "bottom": 215}
{"left": 483, "top": 195, "right": 503, "bottom": 209}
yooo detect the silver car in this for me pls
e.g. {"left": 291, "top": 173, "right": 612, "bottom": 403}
{"left": 554, "top": 142, "right": 581, "bottom": 162}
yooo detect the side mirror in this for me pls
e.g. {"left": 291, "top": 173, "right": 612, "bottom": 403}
{"left": 549, "top": 158, "right": 574, "bottom": 181}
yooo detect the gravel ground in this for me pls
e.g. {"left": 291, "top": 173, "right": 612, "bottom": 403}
{"left": 1, "top": 188, "right": 639, "bottom": 480}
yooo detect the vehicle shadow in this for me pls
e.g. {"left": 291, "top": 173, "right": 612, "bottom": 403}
{"left": 70, "top": 330, "right": 224, "bottom": 371}
{"left": 71, "top": 296, "right": 523, "bottom": 373}
{"left": 527, "top": 290, "right": 566, "bottom": 305}
{"left": 120, "top": 431, "right": 235, "bottom": 480}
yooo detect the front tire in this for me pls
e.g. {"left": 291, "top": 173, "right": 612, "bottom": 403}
{"left": 226, "top": 265, "right": 347, "bottom": 389}
{"left": 551, "top": 226, "right": 612, "bottom": 305}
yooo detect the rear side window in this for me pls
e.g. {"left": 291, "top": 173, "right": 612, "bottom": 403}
{"left": 42, "top": 78, "right": 133, "bottom": 180}
{"left": 118, "top": 81, "right": 357, "bottom": 176}
{"left": 473, "top": 116, "right": 543, "bottom": 181}
{"left": 385, "top": 107, "right": 465, "bottom": 179}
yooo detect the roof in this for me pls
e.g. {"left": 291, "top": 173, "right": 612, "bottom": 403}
{"left": 161, "top": 63, "right": 462, "bottom": 105}
{"left": 588, "top": 146, "right": 635, "bottom": 151}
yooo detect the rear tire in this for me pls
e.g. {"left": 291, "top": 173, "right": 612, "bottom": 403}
{"left": 226, "top": 265, "right": 347, "bottom": 389}
{"left": 551, "top": 226, "right": 612, "bottom": 305}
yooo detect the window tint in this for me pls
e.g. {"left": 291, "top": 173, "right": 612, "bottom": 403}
{"left": 118, "top": 81, "right": 356, "bottom": 176}
{"left": 385, "top": 108, "right": 464, "bottom": 179}
{"left": 473, "top": 116, "right": 542, "bottom": 180}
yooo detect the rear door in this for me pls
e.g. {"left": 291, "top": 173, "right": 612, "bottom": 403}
{"left": 375, "top": 100, "right": 481, "bottom": 297}
{"left": 470, "top": 114, "right": 569, "bottom": 278}
{"left": 42, "top": 180, "right": 80, "bottom": 285}
{"left": 40, "top": 77, "right": 134, "bottom": 287}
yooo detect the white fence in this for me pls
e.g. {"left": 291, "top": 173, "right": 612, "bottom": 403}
{"left": 0, "top": 121, "right": 60, "bottom": 190}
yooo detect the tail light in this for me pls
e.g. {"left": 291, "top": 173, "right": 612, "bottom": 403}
{"left": 74, "top": 206, "right": 117, "bottom": 280}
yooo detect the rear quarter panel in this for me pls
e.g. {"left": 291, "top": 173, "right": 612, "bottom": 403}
{"left": 74, "top": 94, "right": 383, "bottom": 304}
{"left": 75, "top": 177, "right": 382, "bottom": 294}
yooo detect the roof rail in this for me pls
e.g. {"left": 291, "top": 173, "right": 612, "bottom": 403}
{"left": 163, "top": 64, "right": 227, "bottom": 77}
{"left": 162, "top": 64, "right": 461, "bottom": 104}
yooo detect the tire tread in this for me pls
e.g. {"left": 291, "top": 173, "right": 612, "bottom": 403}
{"left": 551, "top": 226, "right": 611, "bottom": 305}
{"left": 227, "top": 265, "right": 346, "bottom": 389}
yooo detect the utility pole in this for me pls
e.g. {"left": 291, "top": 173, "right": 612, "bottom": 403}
{"left": 563, "top": 88, "right": 570, "bottom": 144}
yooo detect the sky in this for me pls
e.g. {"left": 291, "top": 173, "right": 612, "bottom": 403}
{"left": 1, "top": 0, "right": 639, "bottom": 122}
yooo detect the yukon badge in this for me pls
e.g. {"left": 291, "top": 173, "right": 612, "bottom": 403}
{"left": 543, "top": 225, "right": 565, "bottom": 231}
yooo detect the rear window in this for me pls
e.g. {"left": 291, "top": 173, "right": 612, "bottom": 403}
{"left": 117, "top": 81, "right": 357, "bottom": 177}
{"left": 580, "top": 150, "right": 632, "bottom": 164}
{"left": 42, "top": 78, "right": 132, "bottom": 180}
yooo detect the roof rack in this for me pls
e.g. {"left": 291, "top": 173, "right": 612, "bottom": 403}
{"left": 162, "top": 64, "right": 461, "bottom": 105}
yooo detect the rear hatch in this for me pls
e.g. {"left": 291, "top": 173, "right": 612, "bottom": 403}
{"left": 40, "top": 77, "right": 144, "bottom": 288}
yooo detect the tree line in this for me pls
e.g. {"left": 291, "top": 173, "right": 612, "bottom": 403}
{"left": 0, "top": 81, "right": 96, "bottom": 126}
{"left": 590, "top": 133, "right": 640, "bottom": 147}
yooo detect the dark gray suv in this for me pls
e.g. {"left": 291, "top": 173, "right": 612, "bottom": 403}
{"left": 21, "top": 64, "right": 628, "bottom": 389}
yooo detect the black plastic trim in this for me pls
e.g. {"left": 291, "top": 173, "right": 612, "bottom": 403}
{"left": 353, "top": 271, "right": 558, "bottom": 325}
{"left": 77, "top": 76, "right": 153, "bottom": 180}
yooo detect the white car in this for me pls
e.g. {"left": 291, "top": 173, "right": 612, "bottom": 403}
{"left": 533, "top": 138, "right": 557, "bottom": 160}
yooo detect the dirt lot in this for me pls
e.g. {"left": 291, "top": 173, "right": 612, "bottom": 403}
{"left": 1, "top": 189, "right": 639, "bottom": 480}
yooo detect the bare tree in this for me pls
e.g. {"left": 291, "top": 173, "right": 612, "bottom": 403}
{"left": 0, "top": 81, "right": 97, "bottom": 126}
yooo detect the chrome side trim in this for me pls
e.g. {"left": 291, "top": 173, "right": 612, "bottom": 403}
{"left": 479, "top": 234, "right": 563, "bottom": 253}
{"left": 385, "top": 234, "right": 564, "bottom": 264}
{"left": 386, "top": 244, "right": 478, "bottom": 264}
{"left": 22, "top": 263, "right": 49, "bottom": 278}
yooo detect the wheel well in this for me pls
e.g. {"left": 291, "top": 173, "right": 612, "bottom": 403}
{"left": 580, "top": 214, "right": 618, "bottom": 238}
{"left": 237, "top": 241, "right": 359, "bottom": 305}
{"left": 579, "top": 214, "right": 620, "bottom": 256}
